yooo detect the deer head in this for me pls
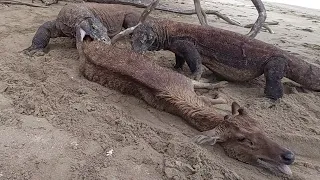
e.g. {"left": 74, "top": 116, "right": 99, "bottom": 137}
{"left": 193, "top": 102, "right": 295, "bottom": 175}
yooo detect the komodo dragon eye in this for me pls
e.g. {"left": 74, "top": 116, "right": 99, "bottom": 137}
{"left": 91, "top": 24, "right": 97, "bottom": 30}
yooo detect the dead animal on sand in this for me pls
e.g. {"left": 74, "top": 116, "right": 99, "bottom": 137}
{"left": 77, "top": 0, "right": 295, "bottom": 175}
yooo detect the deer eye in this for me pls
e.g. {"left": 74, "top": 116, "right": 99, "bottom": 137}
{"left": 239, "top": 138, "right": 254, "bottom": 146}
{"left": 237, "top": 137, "right": 246, "bottom": 142}
{"left": 91, "top": 24, "right": 97, "bottom": 30}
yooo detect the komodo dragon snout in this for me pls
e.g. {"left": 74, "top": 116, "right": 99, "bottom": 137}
{"left": 193, "top": 102, "right": 295, "bottom": 175}
{"left": 78, "top": 18, "right": 110, "bottom": 45}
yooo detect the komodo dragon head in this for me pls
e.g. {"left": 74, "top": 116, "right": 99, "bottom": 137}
{"left": 131, "top": 23, "right": 158, "bottom": 53}
{"left": 194, "top": 102, "right": 295, "bottom": 175}
{"left": 78, "top": 17, "right": 111, "bottom": 45}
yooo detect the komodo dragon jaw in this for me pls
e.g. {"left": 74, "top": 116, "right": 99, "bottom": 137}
{"left": 78, "top": 18, "right": 111, "bottom": 45}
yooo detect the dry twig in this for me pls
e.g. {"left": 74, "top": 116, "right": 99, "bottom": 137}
{"left": 0, "top": 0, "right": 48, "bottom": 8}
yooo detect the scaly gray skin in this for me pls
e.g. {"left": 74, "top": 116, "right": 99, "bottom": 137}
{"left": 23, "top": 3, "right": 142, "bottom": 56}
{"left": 131, "top": 19, "right": 320, "bottom": 100}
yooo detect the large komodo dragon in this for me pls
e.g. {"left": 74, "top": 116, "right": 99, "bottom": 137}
{"left": 130, "top": 19, "right": 320, "bottom": 100}
{"left": 77, "top": 24, "right": 295, "bottom": 175}
{"left": 23, "top": 3, "right": 143, "bottom": 56}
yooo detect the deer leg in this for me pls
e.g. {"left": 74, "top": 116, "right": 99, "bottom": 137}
{"left": 247, "top": 0, "right": 267, "bottom": 38}
{"left": 192, "top": 80, "right": 228, "bottom": 90}
{"left": 199, "top": 96, "right": 227, "bottom": 105}
{"left": 23, "top": 20, "right": 64, "bottom": 56}
{"left": 264, "top": 57, "right": 287, "bottom": 100}
{"left": 170, "top": 40, "right": 203, "bottom": 80}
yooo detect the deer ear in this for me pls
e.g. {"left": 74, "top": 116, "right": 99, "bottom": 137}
{"left": 192, "top": 128, "right": 226, "bottom": 146}
{"left": 231, "top": 102, "right": 241, "bottom": 115}
{"left": 192, "top": 135, "right": 223, "bottom": 146}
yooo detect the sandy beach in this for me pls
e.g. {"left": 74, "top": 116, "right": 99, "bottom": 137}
{"left": 0, "top": 0, "right": 319, "bottom": 179}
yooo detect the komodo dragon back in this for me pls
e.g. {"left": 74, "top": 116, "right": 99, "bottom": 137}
{"left": 131, "top": 19, "right": 320, "bottom": 100}
{"left": 84, "top": 3, "right": 142, "bottom": 37}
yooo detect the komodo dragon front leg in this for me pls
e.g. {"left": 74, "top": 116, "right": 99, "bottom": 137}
{"left": 264, "top": 56, "right": 287, "bottom": 100}
{"left": 169, "top": 40, "right": 203, "bottom": 80}
{"left": 23, "top": 20, "right": 65, "bottom": 56}
{"left": 24, "top": 17, "right": 110, "bottom": 56}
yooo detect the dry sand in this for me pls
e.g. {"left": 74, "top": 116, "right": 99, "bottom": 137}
{"left": 0, "top": 0, "right": 319, "bottom": 179}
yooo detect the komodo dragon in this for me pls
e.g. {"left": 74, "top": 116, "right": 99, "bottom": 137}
{"left": 77, "top": 25, "right": 295, "bottom": 177}
{"left": 23, "top": 3, "right": 143, "bottom": 56}
{"left": 130, "top": 19, "right": 320, "bottom": 100}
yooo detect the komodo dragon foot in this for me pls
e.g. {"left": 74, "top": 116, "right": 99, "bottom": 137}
{"left": 22, "top": 46, "right": 46, "bottom": 56}
{"left": 23, "top": 21, "right": 63, "bottom": 57}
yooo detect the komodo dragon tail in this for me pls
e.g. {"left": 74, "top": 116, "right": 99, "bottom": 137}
{"left": 286, "top": 55, "right": 320, "bottom": 91}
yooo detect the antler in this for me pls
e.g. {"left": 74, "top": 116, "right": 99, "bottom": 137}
{"left": 111, "top": 0, "right": 160, "bottom": 44}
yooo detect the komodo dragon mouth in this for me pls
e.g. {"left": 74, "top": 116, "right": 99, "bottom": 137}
{"left": 79, "top": 28, "right": 109, "bottom": 44}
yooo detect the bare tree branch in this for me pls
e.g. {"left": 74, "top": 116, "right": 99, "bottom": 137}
{"left": 0, "top": 0, "right": 48, "bottom": 8}
{"left": 111, "top": 0, "right": 160, "bottom": 44}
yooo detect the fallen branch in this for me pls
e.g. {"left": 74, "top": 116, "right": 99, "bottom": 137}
{"left": 85, "top": 0, "right": 278, "bottom": 34}
{"left": 209, "top": 10, "right": 242, "bottom": 26}
{"left": 40, "top": 0, "right": 58, "bottom": 6}
{"left": 0, "top": 0, "right": 48, "bottom": 8}
{"left": 85, "top": 0, "right": 241, "bottom": 26}
{"left": 244, "top": 21, "right": 279, "bottom": 34}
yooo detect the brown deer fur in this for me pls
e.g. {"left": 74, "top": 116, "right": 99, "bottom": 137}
{"left": 78, "top": 38, "right": 295, "bottom": 175}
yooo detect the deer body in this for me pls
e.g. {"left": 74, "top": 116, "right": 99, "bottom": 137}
{"left": 79, "top": 38, "right": 295, "bottom": 175}
{"left": 81, "top": 40, "right": 225, "bottom": 131}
